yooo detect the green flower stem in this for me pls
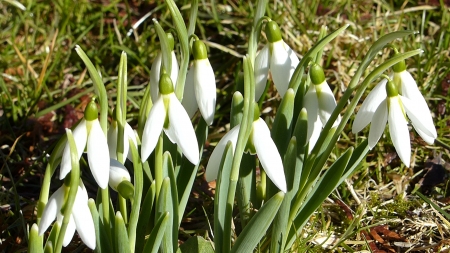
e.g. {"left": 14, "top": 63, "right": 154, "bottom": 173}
{"left": 101, "top": 188, "right": 111, "bottom": 242}
{"left": 153, "top": 20, "right": 172, "bottom": 76}
{"left": 165, "top": 0, "right": 189, "bottom": 100}
{"left": 55, "top": 129, "right": 80, "bottom": 253}
{"left": 138, "top": 84, "right": 153, "bottom": 139}
{"left": 74, "top": 46, "right": 108, "bottom": 134}
{"left": 155, "top": 134, "right": 164, "bottom": 202}
{"left": 118, "top": 195, "right": 128, "bottom": 224}
{"left": 187, "top": 0, "right": 198, "bottom": 37}
{"left": 128, "top": 139, "right": 144, "bottom": 253}
{"left": 116, "top": 52, "right": 128, "bottom": 164}
{"left": 223, "top": 56, "right": 255, "bottom": 253}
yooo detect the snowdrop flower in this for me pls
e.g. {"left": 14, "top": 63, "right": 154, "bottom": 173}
{"left": 352, "top": 74, "right": 437, "bottom": 166}
{"left": 254, "top": 20, "right": 299, "bottom": 100}
{"left": 107, "top": 120, "right": 138, "bottom": 162}
{"left": 303, "top": 63, "right": 340, "bottom": 152}
{"left": 60, "top": 99, "right": 110, "bottom": 189}
{"left": 38, "top": 182, "right": 95, "bottom": 249}
{"left": 150, "top": 33, "right": 179, "bottom": 103}
{"left": 205, "top": 99, "right": 287, "bottom": 192}
{"left": 141, "top": 73, "right": 199, "bottom": 165}
{"left": 182, "top": 39, "right": 217, "bottom": 125}
{"left": 109, "top": 159, "right": 132, "bottom": 192}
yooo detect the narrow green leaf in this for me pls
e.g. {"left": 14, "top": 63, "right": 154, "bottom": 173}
{"left": 157, "top": 178, "right": 173, "bottom": 253}
{"left": 338, "top": 139, "right": 369, "bottom": 186}
{"left": 236, "top": 153, "right": 257, "bottom": 228}
{"left": 143, "top": 212, "right": 170, "bottom": 253}
{"left": 416, "top": 192, "right": 450, "bottom": 220}
{"left": 179, "top": 236, "right": 214, "bottom": 253}
{"left": 153, "top": 20, "right": 172, "bottom": 75}
{"left": 164, "top": 152, "right": 180, "bottom": 251}
{"left": 88, "top": 198, "right": 113, "bottom": 253}
{"left": 28, "top": 224, "right": 43, "bottom": 253}
{"left": 128, "top": 140, "right": 144, "bottom": 252}
{"left": 214, "top": 142, "right": 234, "bottom": 253}
{"left": 115, "top": 211, "right": 130, "bottom": 253}
{"left": 230, "top": 192, "right": 285, "bottom": 253}
{"left": 136, "top": 181, "right": 156, "bottom": 253}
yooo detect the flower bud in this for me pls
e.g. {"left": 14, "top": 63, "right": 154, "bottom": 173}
{"left": 265, "top": 21, "right": 282, "bottom": 43}
{"left": 109, "top": 159, "right": 132, "bottom": 192}
{"left": 192, "top": 40, "right": 208, "bottom": 60}
{"left": 84, "top": 99, "right": 99, "bottom": 121}
{"left": 309, "top": 63, "right": 326, "bottom": 85}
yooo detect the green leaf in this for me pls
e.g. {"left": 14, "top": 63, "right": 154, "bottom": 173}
{"left": 230, "top": 192, "right": 285, "bottom": 253}
{"left": 164, "top": 152, "right": 180, "bottom": 251}
{"left": 115, "top": 211, "right": 130, "bottom": 253}
{"left": 214, "top": 142, "right": 234, "bottom": 253}
{"left": 287, "top": 148, "right": 353, "bottom": 248}
{"left": 416, "top": 192, "right": 450, "bottom": 220}
{"left": 28, "top": 224, "right": 43, "bottom": 253}
{"left": 153, "top": 20, "right": 172, "bottom": 75}
{"left": 157, "top": 178, "right": 173, "bottom": 253}
{"left": 136, "top": 181, "right": 156, "bottom": 253}
{"left": 143, "top": 212, "right": 171, "bottom": 253}
{"left": 88, "top": 199, "right": 113, "bottom": 253}
{"left": 128, "top": 140, "right": 144, "bottom": 252}
{"left": 179, "top": 236, "right": 214, "bottom": 253}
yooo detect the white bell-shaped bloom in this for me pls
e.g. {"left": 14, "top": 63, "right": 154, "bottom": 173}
{"left": 303, "top": 64, "right": 340, "bottom": 152}
{"left": 109, "top": 159, "right": 132, "bottom": 191}
{"left": 38, "top": 182, "right": 95, "bottom": 249}
{"left": 182, "top": 40, "right": 216, "bottom": 125}
{"left": 141, "top": 73, "right": 199, "bottom": 165}
{"left": 353, "top": 76, "right": 437, "bottom": 166}
{"left": 108, "top": 121, "right": 138, "bottom": 162}
{"left": 254, "top": 21, "right": 299, "bottom": 100}
{"left": 60, "top": 100, "right": 110, "bottom": 189}
{"left": 205, "top": 100, "right": 287, "bottom": 192}
{"left": 150, "top": 33, "right": 179, "bottom": 103}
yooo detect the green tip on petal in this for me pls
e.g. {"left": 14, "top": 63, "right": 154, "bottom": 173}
{"left": 265, "top": 21, "right": 282, "bottom": 43}
{"left": 253, "top": 102, "right": 260, "bottom": 121}
{"left": 310, "top": 63, "right": 326, "bottom": 85}
{"left": 386, "top": 77, "right": 399, "bottom": 97}
{"left": 167, "top": 32, "right": 175, "bottom": 51}
{"left": 117, "top": 180, "right": 134, "bottom": 199}
{"left": 192, "top": 40, "right": 208, "bottom": 60}
{"left": 84, "top": 99, "right": 99, "bottom": 121}
{"left": 159, "top": 72, "right": 174, "bottom": 95}
{"left": 392, "top": 59, "right": 406, "bottom": 73}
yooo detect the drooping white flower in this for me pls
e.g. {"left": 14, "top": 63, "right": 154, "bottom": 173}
{"left": 182, "top": 40, "right": 216, "bottom": 125}
{"left": 60, "top": 99, "right": 110, "bottom": 189}
{"left": 38, "top": 182, "right": 95, "bottom": 249}
{"left": 107, "top": 121, "right": 138, "bottom": 162}
{"left": 254, "top": 20, "right": 299, "bottom": 100}
{"left": 109, "top": 159, "right": 132, "bottom": 192}
{"left": 303, "top": 63, "right": 340, "bottom": 152}
{"left": 205, "top": 99, "right": 287, "bottom": 192}
{"left": 141, "top": 73, "right": 199, "bottom": 165}
{"left": 352, "top": 74, "right": 437, "bottom": 166}
{"left": 150, "top": 33, "right": 179, "bottom": 103}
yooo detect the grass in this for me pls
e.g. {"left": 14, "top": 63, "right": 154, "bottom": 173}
{"left": 1, "top": 0, "right": 450, "bottom": 252}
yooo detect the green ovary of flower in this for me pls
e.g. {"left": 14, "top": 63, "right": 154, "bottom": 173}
{"left": 84, "top": 99, "right": 98, "bottom": 121}
{"left": 265, "top": 20, "right": 282, "bottom": 43}
{"left": 159, "top": 73, "right": 174, "bottom": 95}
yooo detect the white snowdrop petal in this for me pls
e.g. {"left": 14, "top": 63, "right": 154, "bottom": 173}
{"left": 270, "top": 41, "right": 295, "bottom": 97}
{"left": 62, "top": 215, "right": 76, "bottom": 247}
{"left": 73, "top": 186, "right": 96, "bottom": 249}
{"left": 254, "top": 45, "right": 270, "bottom": 101}
{"left": 194, "top": 59, "right": 217, "bottom": 125}
{"left": 107, "top": 124, "right": 118, "bottom": 160}
{"left": 60, "top": 121, "right": 87, "bottom": 180}
{"left": 398, "top": 71, "right": 427, "bottom": 109}
{"left": 38, "top": 187, "right": 65, "bottom": 235}
{"left": 141, "top": 97, "right": 166, "bottom": 162}
{"left": 368, "top": 99, "right": 388, "bottom": 149}
{"left": 400, "top": 96, "right": 437, "bottom": 144}
{"left": 308, "top": 116, "right": 323, "bottom": 153}
{"left": 125, "top": 123, "right": 138, "bottom": 161}
{"left": 86, "top": 120, "right": 110, "bottom": 189}
{"left": 109, "top": 159, "right": 131, "bottom": 191}
{"left": 181, "top": 67, "right": 198, "bottom": 118}
{"left": 205, "top": 125, "right": 240, "bottom": 182}
{"left": 284, "top": 42, "right": 300, "bottom": 69}
{"left": 352, "top": 79, "right": 387, "bottom": 133}
{"left": 316, "top": 81, "right": 339, "bottom": 127}
{"left": 252, "top": 118, "right": 287, "bottom": 193}
{"left": 167, "top": 94, "right": 199, "bottom": 165}
{"left": 388, "top": 97, "right": 411, "bottom": 166}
